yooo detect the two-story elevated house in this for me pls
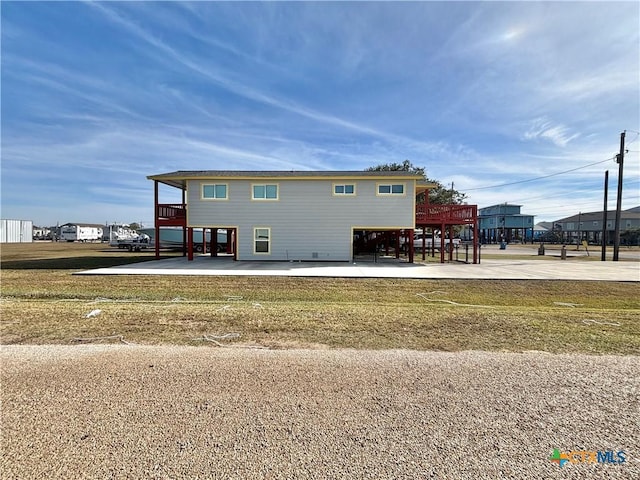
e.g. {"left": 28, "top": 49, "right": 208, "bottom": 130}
{"left": 147, "top": 170, "right": 479, "bottom": 263}
{"left": 478, "top": 203, "right": 535, "bottom": 244}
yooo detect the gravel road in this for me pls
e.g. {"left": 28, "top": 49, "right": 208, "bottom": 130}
{"left": 1, "top": 345, "right": 638, "bottom": 479}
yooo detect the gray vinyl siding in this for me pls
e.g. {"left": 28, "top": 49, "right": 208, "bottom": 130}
{"left": 186, "top": 179, "right": 415, "bottom": 261}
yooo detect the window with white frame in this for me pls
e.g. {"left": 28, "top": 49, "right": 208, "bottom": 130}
{"left": 333, "top": 184, "right": 355, "bottom": 195}
{"left": 254, "top": 227, "right": 270, "bottom": 254}
{"left": 377, "top": 183, "right": 405, "bottom": 195}
{"left": 252, "top": 184, "right": 278, "bottom": 200}
{"left": 202, "top": 184, "right": 228, "bottom": 200}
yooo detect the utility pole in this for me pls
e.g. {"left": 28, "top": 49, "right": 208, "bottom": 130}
{"left": 613, "top": 131, "right": 625, "bottom": 261}
{"left": 577, "top": 211, "right": 582, "bottom": 249}
{"left": 601, "top": 170, "right": 608, "bottom": 261}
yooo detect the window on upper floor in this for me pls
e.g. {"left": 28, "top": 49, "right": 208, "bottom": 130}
{"left": 202, "top": 184, "right": 228, "bottom": 200}
{"left": 252, "top": 184, "right": 278, "bottom": 200}
{"left": 377, "top": 183, "right": 405, "bottom": 195}
{"left": 333, "top": 184, "right": 356, "bottom": 196}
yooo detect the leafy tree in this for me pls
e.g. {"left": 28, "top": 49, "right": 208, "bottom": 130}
{"left": 621, "top": 227, "right": 640, "bottom": 246}
{"left": 129, "top": 222, "right": 141, "bottom": 231}
{"left": 538, "top": 230, "right": 563, "bottom": 244}
{"left": 366, "top": 159, "right": 425, "bottom": 176}
{"left": 366, "top": 160, "right": 466, "bottom": 204}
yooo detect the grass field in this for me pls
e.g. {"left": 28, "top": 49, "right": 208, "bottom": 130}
{"left": 1, "top": 242, "right": 639, "bottom": 354}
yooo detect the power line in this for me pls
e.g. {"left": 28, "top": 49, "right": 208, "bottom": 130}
{"left": 528, "top": 195, "right": 638, "bottom": 215}
{"left": 625, "top": 130, "right": 639, "bottom": 145}
{"left": 506, "top": 189, "right": 597, "bottom": 205}
{"left": 503, "top": 189, "right": 639, "bottom": 212}
{"left": 464, "top": 157, "right": 615, "bottom": 191}
{"left": 496, "top": 177, "right": 640, "bottom": 206}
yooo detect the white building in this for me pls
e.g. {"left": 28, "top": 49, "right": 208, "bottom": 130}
{"left": 0, "top": 219, "right": 33, "bottom": 243}
{"left": 59, "top": 223, "right": 104, "bottom": 242}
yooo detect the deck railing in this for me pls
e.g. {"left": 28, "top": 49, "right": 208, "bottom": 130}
{"left": 157, "top": 203, "right": 186, "bottom": 221}
{"left": 416, "top": 204, "right": 477, "bottom": 224}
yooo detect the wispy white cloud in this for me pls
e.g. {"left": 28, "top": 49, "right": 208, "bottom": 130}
{"left": 522, "top": 118, "right": 580, "bottom": 147}
{"left": 86, "top": 2, "right": 459, "bottom": 157}
{"left": 2, "top": 1, "right": 638, "bottom": 226}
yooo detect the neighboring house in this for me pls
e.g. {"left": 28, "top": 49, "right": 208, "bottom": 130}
{"left": 478, "top": 204, "right": 535, "bottom": 243}
{"left": 533, "top": 222, "right": 552, "bottom": 239}
{"left": 148, "top": 170, "right": 438, "bottom": 262}
{"left": 553, "top": 207, "right": 640, "bottom": 245}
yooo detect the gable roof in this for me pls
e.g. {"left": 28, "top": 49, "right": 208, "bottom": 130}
{"left": 60, "top": 222, "right": 104, "bottom": 228}
{"left": 148, "top": 170, "right": 428, "bottom": 190}
{"left": 534, "top": 222, "right": 553, "bottom": 231}
{"left": 555, "top": 208, "right": 640, "bottom": 223}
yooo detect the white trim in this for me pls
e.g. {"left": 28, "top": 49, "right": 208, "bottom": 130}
{"left": 376, "top": 183, "right": 406, "bottom": 196}
{"left": 332, "top": 183, "right": 356, "bottom": 196}
{"left": 201, "top": 183, "right": 228, "bottom": 200}
{"left": 253, "top": 227, "right": 271, "bottom": 255}
{"left": 251, "top": 183, "right": 279, "bottom": 201}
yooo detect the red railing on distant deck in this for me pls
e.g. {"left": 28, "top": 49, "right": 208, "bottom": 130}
{"left": 416, "top": 204, "right": 477, "bottom": 224}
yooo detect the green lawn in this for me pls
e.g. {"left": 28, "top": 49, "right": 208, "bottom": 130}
{"left": 1, "top": 242, "right": 638, "bottom": 353}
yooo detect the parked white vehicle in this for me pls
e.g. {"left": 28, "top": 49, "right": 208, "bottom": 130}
{"left": 60, "top": 225, "right": 102, "bottom": 242}
{"left": 400, "top": 233, "right": 461, "bottom": 252}
{"left": 412, "top": 235, "right": 461, "bottom": 252}
{"left": 113, "top": 233, "right": 152, "bottom": 252}
{"left": 107, "top": 225, "right": 138, "bottom": 244}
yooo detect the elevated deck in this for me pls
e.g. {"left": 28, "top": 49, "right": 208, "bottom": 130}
{"left": 415, "top": 203, "right": 478, "bottom": 264}
{"left": 156, "top": 204, "right": 186, "bottom": 226}
{"left": 416, "top": 204, "right": 477, "bottom": 224}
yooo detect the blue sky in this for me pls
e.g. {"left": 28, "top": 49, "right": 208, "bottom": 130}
{"left": 1, "top": 1, "right": 639, "bottom": 227}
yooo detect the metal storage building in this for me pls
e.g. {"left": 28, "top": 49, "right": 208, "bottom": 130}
{"left": 0, "top": 219, "right": 33, "bottom": 243}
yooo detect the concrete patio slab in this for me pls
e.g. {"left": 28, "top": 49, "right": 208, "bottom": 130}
{"left": 77, "top": 254, "right": 640, "bottom": 281}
